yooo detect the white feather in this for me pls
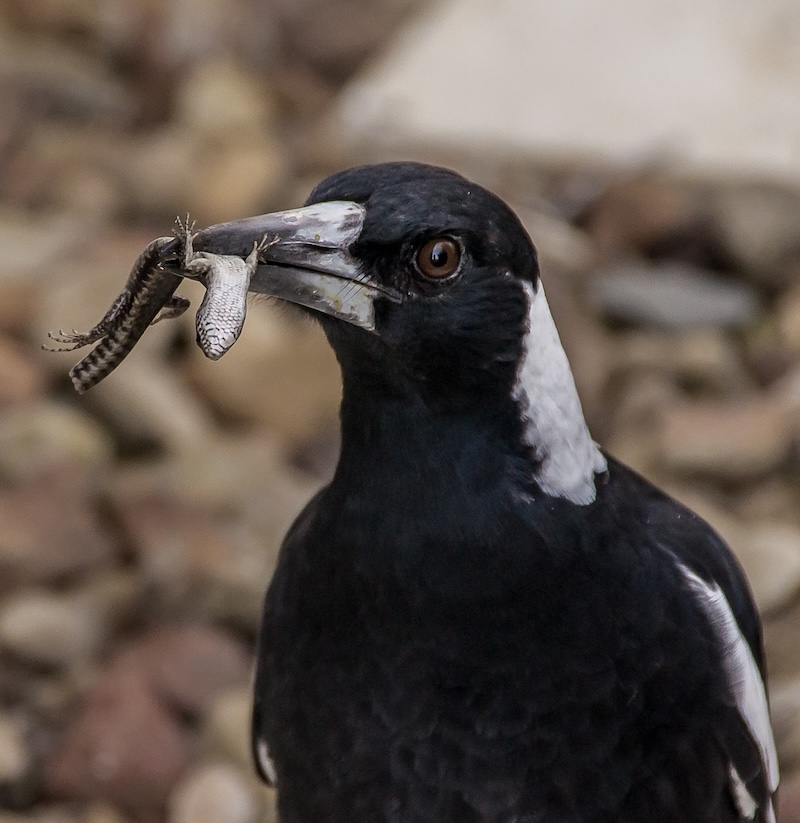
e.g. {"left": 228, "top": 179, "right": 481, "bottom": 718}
{"left": 680, "top": 564, "right": 779, "bottom": 819}
{"left": 513, "top": 281, "right": 606, "bottom": 505}
{"left": 255, "top": 737, "right": 278, "bottom": 786}
{"left": 729, "top": 763, "right": 758, "bottom": 820}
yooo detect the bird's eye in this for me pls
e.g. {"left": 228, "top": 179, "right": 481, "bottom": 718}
{"left": 415, "top": 238, "right": 461, "bottom": 280}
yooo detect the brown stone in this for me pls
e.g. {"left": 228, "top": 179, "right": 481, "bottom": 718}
{"left": 764, "top": 599, "right": 800, "bottom": 681}
{"left": 778, "top": 284, "right": 800, "bottom": 355}
{"left": 712, "top": 182, "right": 800, "bottom": 283}
{"left": 186, "top": 301, "right": 342, "bottom": 445}
{"left": 168, "top": 763, "right": 262, "bottom": 823}
{"left": 0, "top": 588, "right": 107, "bottom": 668}
{"left": 175, "top": 59, "right": 277, "bottom": 139}
{"left": 0, "top": 403, "right": 113, "bottom": 481}
{"left": 112, "top": 624, "right": 251, "bottom": 715}
{"left": 185, "top": 135, "right": 287, "bottom": 227}
{"left": 657, "top": 399, "right": 792, "bottom": 479}
{"left": 584, "top": 176, "right": 701, "bottom": 258}
{"left": 112, "top": 492, "right": 284, "bottom": 629}
{"left": 0, "top": 337, "right": 46, "bottom": 407}
{"left": 0, "top": 474, "right": 115, "bottom": 590}
{"left": 44, "top": 669, "right": 189, "bottom": 812}
{"left": 778, "top": 768, "right": 800, "bottom": 823}
{"left": 0, "top": 711, "right": 29, "bottom": 784}
{"left": 200, "top": 687, "right": 252, "bottom": 769}
{"left": 770, "top": 679, "right": 800, "bottom": 774}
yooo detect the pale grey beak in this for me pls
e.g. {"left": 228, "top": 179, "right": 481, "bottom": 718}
{"left": 169, "top": 201, "right": 397, "bottom": 331}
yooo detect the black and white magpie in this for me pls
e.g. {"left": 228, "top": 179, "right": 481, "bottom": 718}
{"left": 190, "top": 162, "right": 778, "bottom": 822}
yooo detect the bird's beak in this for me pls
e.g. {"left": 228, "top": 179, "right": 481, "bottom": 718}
{"left": 177, "top": 201, "right": 394, "bottom": 331}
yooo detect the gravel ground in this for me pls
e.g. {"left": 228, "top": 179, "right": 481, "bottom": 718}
{"left": 0, "top": 2, "right": 799, "bottom": 822}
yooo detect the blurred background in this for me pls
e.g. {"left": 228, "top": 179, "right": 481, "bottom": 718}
{"left": 0, "top": 0, "right": 799, "bottom": 821}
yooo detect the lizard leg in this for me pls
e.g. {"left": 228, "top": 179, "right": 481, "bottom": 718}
{"left": 151, "top": 295, "right": 191, "bottom": 325}
{"left": 43, "top": 293, "right": 128, "bottom": 351}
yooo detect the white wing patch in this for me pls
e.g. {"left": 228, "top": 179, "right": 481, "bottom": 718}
{"left": 512, "top": 282, "right": 607, "bottom": 505}
{"left": 680, "top": 564, "right": 779, "bottom": 820}
{"left": 728, "top": 763, "right": 758, "bottom": 820}
{"left": 255, "top": 736, "right": 278, "bottom": 786}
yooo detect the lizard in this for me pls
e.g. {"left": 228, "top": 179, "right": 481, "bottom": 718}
{"left": 45, "top": 217, "right": 271, "bottom": 391}
{"left": 45, "top": 232, "right": 189, "bottom": 394}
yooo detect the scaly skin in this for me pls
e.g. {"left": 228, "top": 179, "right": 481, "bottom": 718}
{"left": 45, "top": 236, "right": 189, "bottom": 393}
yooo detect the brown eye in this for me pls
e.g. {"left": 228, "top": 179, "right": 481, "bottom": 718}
{"left": 415, "top": 238, "right": 461, "bottom": 279}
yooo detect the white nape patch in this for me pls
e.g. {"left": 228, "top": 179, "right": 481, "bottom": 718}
{"left": 729, "top": 763, "right": 758, "bottom": 820}
{"left": 256, "top": 737, "right": 278, "bottom": 786}
{"left": 679, "top": 564, "right": 779, "bottom": 810}
{"left": 512, "top": 281, "right": 607, "bottom": 505}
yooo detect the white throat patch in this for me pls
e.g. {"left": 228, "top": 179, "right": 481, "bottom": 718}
{"left": 512, "top": 281, "right": 607, "bottom": 505}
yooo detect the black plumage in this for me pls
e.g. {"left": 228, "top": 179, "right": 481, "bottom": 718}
{"left": 236, "top": 163, "right": 778, "bottom": 822}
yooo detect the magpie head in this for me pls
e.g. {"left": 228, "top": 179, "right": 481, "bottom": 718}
{"left": 303, "top": 163, "right": 539, "bottom": 405}
{"left": 191, "top": 162, "right": 607, "bottom": 504}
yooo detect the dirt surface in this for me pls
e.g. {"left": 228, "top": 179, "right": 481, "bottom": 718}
{"left": 0, "top": 2, "right": 798, "bottom": 821}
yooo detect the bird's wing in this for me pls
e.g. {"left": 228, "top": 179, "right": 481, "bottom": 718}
{"left": 642, "top": 485, "right": 778, "bottom": 823}
{"left": 676, "top": 562, "right": 778, "bottom": 823}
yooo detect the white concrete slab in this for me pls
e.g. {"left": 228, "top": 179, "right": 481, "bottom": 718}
{"left": 335, "top": 0, "right": 800, "bottom": 183}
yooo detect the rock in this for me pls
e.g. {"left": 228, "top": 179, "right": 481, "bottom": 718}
{"left": 110, "top": 433, "right": 314, "bottom": 514}
{"left": 155, "top": 0, "right": 276, "bottom": 71}
{"left": 186, "top": 301, "right": 342, "bottom": 444}
{"left": 588, "top": 261, "right": 760, "bottom": 330}
{"left": 657, "top": 399, "right": 792, "bottom": 479}
{"left": 76, "top": 571, "right": 146, "bottom": 632}
{"left": 84, "top": 358, "right": 218, "bottom": 454}
{"left": 736, "top": 524, "right": 800, "bottom": 614}
{"left": 0, "top": 808, "right": 76, "bottom": 823}
{"left": 0, "top": 208, "right": 90, "bottom": 281}
{"left": 109, "top": 437, "right": 316, "bottom": 626}
{"left": 0, "top": 571, "right": 146, "bottom": 669}
{"left": 0, "top": 278, "right": 37, "bottom": 337}
{"left": 613, "top": 329, "right": 752, "bottom": 396}
{"left": 111, "top": 492, "right": 286, "bottom": 628}
{"left": 185, "top": 134, "right": 288, "bottom": 226}
{"left": 79, "top": 805, "right": 128, "bottom": 823}
{"left": 516, "top": 207, "right": 595, "bottom": 272}
{"left": 609, "top": 372, "right": 680, "bottom": 436}
{"left": 124, "top": 126, "right": 202, "bottom": 219}
{"left": 763, "top": 599, "right": 800, "bottom": 680}
{"left": 0, "top": 588, "right": 107, "bottom": 668}
{"left": 712, "top": 183, "right": 800, "bottom": 280}
{"left": 274, "top": 0, "right": 416, "bottom": 80}
{"left": 175, "top": 59, "right": 277, "bottom": 139}
{"left": 168, "top": 763, "right": 261, "bottom": 823}
{"left": 584, "top": 176, "right": 701, "bottom": 258}
{"left": 335, "top": 0, "right": 800, "bottom": 183}
{"left": 778, "top": 284, "right": 800, "bottom": 355}
{"left": 738, "top": 480, "right": 800, "bottom": 525}
{"left": 48, "top": 165, "right": 125, "bottom": 220}
{"left": 201, "top": 687, "right": 252, "bottom": 769}
{"left": 0, "top": 402, "right": 114, "bottom": 480}
{"left": 0, "top": 38, "right": 134, "bottom": 122}
{"left": 777, "top": 768, "right": 800, "bottom": 823}
{"left": 0, "top": 712, "right": 29, "bottom": 784}
{"left": 6, "top": 124, "right": 125, "bottom": 219}
{"left": 0, "top": 474, "right": 115, "bottom": 589}
{"left": 112, "top": 625, "right": 251, "bottom": 715}
{"left": 0, "top": 338, "right": 47, "bottom": 408}
{"left": 44, "top": 669, "right": 189, "bottom": 812}
{"left": 770, "top": 679, "right": 800, "bottom": 773}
